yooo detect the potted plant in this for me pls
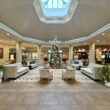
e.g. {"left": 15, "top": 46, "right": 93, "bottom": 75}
{"left": 99, "top": 65, "right": 110, "bottom": 87}
{"left": 0, "top": 65, "right": 5, "bottom": 79}
{"left": 43, "top": 55, "right": 49, "bottom": 68}
{"left": 62, "top": 55, "right": 68, "bottom": 63}
{"left": 62, "top": 55, "right": 68, "bottom": 69}
{"left": 43, "top": 55, "right": 48, "bottom": 62}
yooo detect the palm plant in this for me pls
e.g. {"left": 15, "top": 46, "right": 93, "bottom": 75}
{"left": 0, "top": 65, "right": 5, "bottom": 72}
{"left": 99, "top": 65, "right": 110, "bottom": 83}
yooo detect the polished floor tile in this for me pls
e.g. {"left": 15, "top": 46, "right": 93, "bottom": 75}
{"left": 0, "top": 78, "right": 110, "bottom": 110}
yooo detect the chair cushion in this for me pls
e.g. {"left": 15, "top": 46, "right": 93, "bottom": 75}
{"left": 17, "top": 67, "right": 29, "bottom": 74}
{"left": 74, "top": 60, "right": 79, "bottom": 64}
{"left": 81, "top": 68, "right": 93, "bottom": 74}
{"left": 30, "top": 61, "right": 36, "bottom": 64}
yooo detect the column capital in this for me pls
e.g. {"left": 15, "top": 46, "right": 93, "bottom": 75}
{"left": 68, "top": 45, "right": 73, "bottom": 48}
{"left": 89, "top": 42, "right": 95, "bottom": 45}
{"left": 16, "top": 42, "right": 22, "bottom": 45}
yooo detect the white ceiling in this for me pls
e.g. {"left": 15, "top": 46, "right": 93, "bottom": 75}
{"left": 0, "top": 0, "right": 110, "bottom": 42}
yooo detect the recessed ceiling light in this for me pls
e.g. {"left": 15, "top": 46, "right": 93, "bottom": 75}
{"left": 22, "top": 47, "right": 25, "bottom": 50}
{"left": 102, "top": 33, "right": 105, "bottom": 36}
{"left": 0, "top": 40, "right": 3, "bottom": 42}
{"left": 96, "top": 40, "right": 100, "bottom": 42}
{"left": 12, "top": 40, "right": 16, "bottom": 42}
{"left": 103, "top": 41, "right": 106, "bottom": 44}
{"left": 6, "top": 33, "right": 10, "bottom": 36}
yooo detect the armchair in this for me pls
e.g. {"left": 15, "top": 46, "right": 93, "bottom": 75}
{"left": 62, "top": 68, "right": 75, "bottom": 81}
{"left": 39, "top": 69, "right": 53, "bottom": 81}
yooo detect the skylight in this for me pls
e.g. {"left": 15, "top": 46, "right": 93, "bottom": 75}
{"left": 33, "top": 0, "right": 78, "bottom": 23}
{"left": 40, "top": 0, "right": 71, "bottom": 17}
{"left": 41, "top": 0, "right": 69, "bottom": 9}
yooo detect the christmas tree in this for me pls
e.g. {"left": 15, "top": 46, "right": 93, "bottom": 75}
{"left": 49, "top": 39, "right": 62, "bottom": 68}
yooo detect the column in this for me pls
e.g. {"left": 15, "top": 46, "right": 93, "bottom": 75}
{"left": 4, "top": 46, "right": 9, "bottom": 62}
{"left": 89, "top": 43, "right": 95, "bottom": 64}
{"left": 37, "top": 45, "right": 42, "bottom": 64}
{"left": 16, "top": 42, "right": 22, "bottom": 63}
{"left": 69, "top": 45, "right": 73, "bottom": 63}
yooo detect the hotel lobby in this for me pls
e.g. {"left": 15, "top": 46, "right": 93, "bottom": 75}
{"left": 0, "top": 0, "right": 110, "bottom": 110}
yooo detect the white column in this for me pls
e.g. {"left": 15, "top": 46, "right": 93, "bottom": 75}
{"left": 16, "top": 42, "right": 22, "bottom": 63}
{"left": 4, "top": 46, "right": 9, "bottom": 62}
{"left": 69, "top": 45, "right": 73, "bottom": 62}
{"left": 37, "top": 45, "right": 42, "bottom": 64}
{"left": 89, "top": 43, "right": 95, "bottom": 64}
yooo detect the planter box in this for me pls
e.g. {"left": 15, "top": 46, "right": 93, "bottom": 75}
{"left": 0, "top": 71, "right": 3, "bottom": 83}
{"left": 0, "top": 71, "right": 3, "bottom": 78}
{"left": 105, "top": 82, "right": 110, "bottom": 87}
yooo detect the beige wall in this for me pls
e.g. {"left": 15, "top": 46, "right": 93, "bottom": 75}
{"left": 0, "top": 44, "right": 15, "bottom": 64}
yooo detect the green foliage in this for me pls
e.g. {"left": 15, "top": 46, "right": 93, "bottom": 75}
{"left": 50, "top": 39, "right": 62, "bottom": 68}
{"left": 99, "top": 65, "right": 110, "bottom": 82}
{"left": 0, "top": 65, "right": 5, "bottom": 72}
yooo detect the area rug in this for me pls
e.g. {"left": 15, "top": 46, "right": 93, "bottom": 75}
{"left": 12, "top": 67, "right": 96, "bottom": 83}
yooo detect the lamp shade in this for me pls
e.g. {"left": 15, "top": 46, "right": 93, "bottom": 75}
{"left": 10, "top": 54, "right": 14, "bottom": 61}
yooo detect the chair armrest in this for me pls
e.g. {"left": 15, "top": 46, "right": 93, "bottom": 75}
{"left": 4, "top": 66, "right": 17, "bottom": 79}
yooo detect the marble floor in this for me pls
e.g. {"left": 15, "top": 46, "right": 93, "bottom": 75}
{"left": 0, "top": 80, "right": 110, "bottom": 110}
{"left": 11, "top": 67, "right": 95, "bottom": 83}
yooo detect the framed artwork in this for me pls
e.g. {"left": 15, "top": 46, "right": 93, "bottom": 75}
{"left": 0, "top": 48, "right": 3, "bottom": 59}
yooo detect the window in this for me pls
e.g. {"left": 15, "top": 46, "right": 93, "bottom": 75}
{"left": 40, "top": 0, "right": 71, "bottom": 17}
{"left": 33, "top": 0, "right": 78, "bottom": 23}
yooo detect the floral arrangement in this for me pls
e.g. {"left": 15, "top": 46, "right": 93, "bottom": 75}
{"left": 62, "top": 55, "right": 68, "bottom": 62}
{"left": 43, "top": 55, "right": 48, "bottom": 62}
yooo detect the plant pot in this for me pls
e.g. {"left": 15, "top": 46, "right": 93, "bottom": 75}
{"left": 0, "top": 71, "right": 3, "bottom": 83}
{"left": 105, "top": 82, "right": 110, "bottom": 87}
{"left": 62, "top": 63, "right": 67, "bottom": 69}
{"left": 0, "top": 71, "right": 3, "bottom": 78}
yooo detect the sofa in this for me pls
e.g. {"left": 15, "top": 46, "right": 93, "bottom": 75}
{"left": 27, "top": 60, "right": 38, "bottom": 69}
{"left": 4, "top": 63, "right": 29, "bottom": 79}
{"left": 81, "top": 63, "right": 102, "bottom": 80}
{"left": 71, "top": 60, "right": 83, "bottom": 70}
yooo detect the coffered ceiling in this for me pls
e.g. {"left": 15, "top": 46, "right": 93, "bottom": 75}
{"left": 0, "top": 0, "right": 110, "bottom": 43}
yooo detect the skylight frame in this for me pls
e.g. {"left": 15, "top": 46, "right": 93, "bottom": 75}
{"left": 33, "top": 0, "right": 78, "bottom": 24}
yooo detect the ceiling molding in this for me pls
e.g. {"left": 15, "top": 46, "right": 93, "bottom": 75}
{"left": 0, "top": 23, "right": 47, "bottom": 45}
{"left": 62, "top": 23, "right": 110, "bottom": 44}
{"left": 0, "top": 22, "right": 110, "bottom": 45}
